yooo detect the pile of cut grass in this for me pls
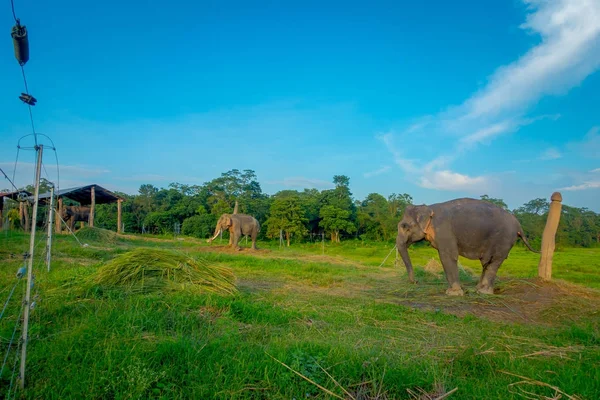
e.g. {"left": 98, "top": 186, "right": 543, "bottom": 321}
{"left": 76, "top": 226, "right": 119, "bottom": 244}
{"left": 91, "top": 248, "right": 237, "bottom": 295}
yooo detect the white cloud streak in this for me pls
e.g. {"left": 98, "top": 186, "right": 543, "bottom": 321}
{"left": 379, "top": 0, "right": 600, "bottom": 194}
{"left": 461, "top": 0, "right": 600, "bottom": 121}
{"left": 568, "top": 126, "right": 600, "bottom": 158}
{"left": 419, "top": 170, "right": 488, "bottom": 192}
{"left": 560, "top": 181, "right": 600, "bottom": 191}
{"left": 539, "top": 147, "right": 563, "bottom": 160}
{"left": 376, "top": 133, "right": 418, "bottom": 173}
{"left": 363, "top": 166, "right": 391, "bottom": 178}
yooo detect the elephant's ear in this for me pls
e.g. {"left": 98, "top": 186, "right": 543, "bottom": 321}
{"left": 416, "top": 207, "right": 435, "bottom": 231}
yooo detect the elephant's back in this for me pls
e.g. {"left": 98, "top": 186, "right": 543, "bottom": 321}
{"left": 438, "top": 199, "right": 519, "bottom": 239}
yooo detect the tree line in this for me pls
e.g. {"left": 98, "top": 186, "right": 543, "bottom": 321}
{"left": 4, "top": 169, "right": 599, "bottom": 248}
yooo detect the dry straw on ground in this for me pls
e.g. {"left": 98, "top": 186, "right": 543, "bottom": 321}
{"left": 423, "top": 258, "right": 443, "bottom": 277}
{"left": 91, "top": 248, "right": 237, "bottom": 295}
{"left": 76, "top": 227, "right": 119, "bottom": 244}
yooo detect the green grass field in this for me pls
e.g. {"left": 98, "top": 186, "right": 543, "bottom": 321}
{"left": 0, "top": 230, "right": 599, "bottom": 399}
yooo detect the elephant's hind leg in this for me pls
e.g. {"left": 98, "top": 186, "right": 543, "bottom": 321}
{"left": 477, "top": 255, "right": 506, "bottom": 294}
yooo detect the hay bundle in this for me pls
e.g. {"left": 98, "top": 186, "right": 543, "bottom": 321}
{"left": 77, "top": 227, "right": 119, "bottom": 244}
{"left": 424, "top": 258, "right": 443, "bottom": 276}
{"left": 92, "top": 248, "right": 237, "bottom": 295}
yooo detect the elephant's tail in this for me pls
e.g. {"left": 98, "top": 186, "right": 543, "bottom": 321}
{"left": 517, "top": 231, "right": 540, "bottom": 253}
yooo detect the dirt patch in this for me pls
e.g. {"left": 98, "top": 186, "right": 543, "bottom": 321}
{"left": 391, "top": 278, "right": 600, "bottom": 325}
{"left": 193, "top": 245, "right": 272, "bottom": 255}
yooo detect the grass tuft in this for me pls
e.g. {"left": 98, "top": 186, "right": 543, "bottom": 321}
{"left": 90, "top": 248, "right": 238, "bottom": 295}
{"left": 76, "top": 226, "right": 120, "bottom": 244}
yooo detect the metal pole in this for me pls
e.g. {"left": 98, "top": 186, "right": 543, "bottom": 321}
{"left": 322, "top": 232, "right": 324, "bottom": 255}
{"left": 20, "top": 144, "right": 43, "bottom": 389}
{"left": 46, "top": 184, "right": 55, "bottom": 272}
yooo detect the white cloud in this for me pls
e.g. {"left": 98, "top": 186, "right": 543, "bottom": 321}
{"left": 460, "top": 121, "right": 513, "bottom": 146}
{"left": 539, "top": 147, "right": 563, "bottom": 160}
{"left": 560, "top": 181, "right": 600, "bottom": 191}
{"left": 363, "top": 166, "right": 391, "bottom": 178}
{"left": 0, "top": 161, "right": 110, "bottom": 191}
{"left": 419, "top": 170, "right": 488, "bottom": 192}
{"left": 376, "top": 132, "right": 419, "bottom": 173}
{"left": 379, "top": 0, "right": 600, "bottom": 194}
{"left": 591, "top": 168, "right": 600, "bottom": 173}
{"left": 461, "top": 0, "right": 600, "bottom": 121}
{"left": 265, "top": 177, "right": 334, "bottom": 190}
{"left": 568, "top": 126, "right": 600, "bottom": 158}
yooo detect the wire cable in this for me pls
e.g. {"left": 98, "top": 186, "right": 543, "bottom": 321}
{"left": 0, "top": 279, "right": 21, "bottom": 323}
{"left": 0, "top": 167, "right": 19, "bottom": 192}
{"left": 10, "top": 0, "right": 17, "bottom": 22}
{"left": 6, "top": 335, "right": 21, "bottom": 399}
{"left": 0, "top": 292, "right": 24, "bottom": 375}
{"left": 12, "top": 146, "right": 20, "bottom": 191}
{"left": 19, "top": 66, "right": 37, "bottom": 147}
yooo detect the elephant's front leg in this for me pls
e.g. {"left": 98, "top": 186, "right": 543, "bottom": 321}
{"left": 439, "top": 249, "right": 464, "bottom": 296}
{"left": 232, "top": 230, "right": 242, "bottom": 251}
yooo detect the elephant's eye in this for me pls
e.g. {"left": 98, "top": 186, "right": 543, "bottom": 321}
{"left": 401, "top": 223, "right": 409, "bottom": 229}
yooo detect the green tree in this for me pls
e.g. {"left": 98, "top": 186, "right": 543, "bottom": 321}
{"left": 319, "top": 175, "right": 357, "bottom": 237}
{"left": 357, "top": 193, "right": 388, "bottom": 240}
{"left": 265, "top": 193, "right": 308, "bottom": 246}
{"left": 480, "top": 194, "right": 508, "bottom": 210}
{"left": 319, "top": 205, "right": 356, "bottom": 242}
{"left": 516, "top": 198, "right": 549, "bottom": 215}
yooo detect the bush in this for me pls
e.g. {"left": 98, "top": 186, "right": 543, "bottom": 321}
{"left": 182, "top": 214, "right": 217, "bottom": 238}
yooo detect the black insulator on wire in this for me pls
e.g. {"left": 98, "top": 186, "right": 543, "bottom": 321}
{"left": 11, "top": 21, "right": 29, "bottom": 66}
{"left": 19, "top": 93, "right": 36, "bottom": 105}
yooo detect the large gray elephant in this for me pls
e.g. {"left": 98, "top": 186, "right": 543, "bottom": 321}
{"left": 61, "top": 205, "right": 91, "bottom": 231}
{"left": 207, "top": 213, "right": 260, "bottom": 250}
{"left": 396, "top": 198, "right": 538, "bottom": 296}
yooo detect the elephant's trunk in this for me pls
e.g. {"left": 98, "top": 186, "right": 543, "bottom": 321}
{"left": 207, "top": 228, "right": 222, "bottom": 243}
{"left": 397, "top": 236, "right": 415, "bottom": 283}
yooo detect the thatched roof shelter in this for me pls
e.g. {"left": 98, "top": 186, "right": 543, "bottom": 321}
{"left": 34, "top": 184, "right": 125, "bottom": 233}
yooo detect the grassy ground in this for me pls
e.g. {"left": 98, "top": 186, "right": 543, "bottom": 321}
{"left": 0, "top": 230, "right": 599, "bottom": 399}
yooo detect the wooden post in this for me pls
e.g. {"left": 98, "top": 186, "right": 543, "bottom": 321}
{"left": 89, "top": 186, "right": 95, "bottom": 228}
{"left": 538, "top": 192, "right": 562, "bottom": 281}
{"left": 0, "top": 197, "right": 3, "bottom": 229}
{"left": 23, "top": 202, "right": 30, "bottom": 232}
{"left": 55, "top": 197, "right": 63, "bottom": 234}
{"left": 80, "top": 221, "right": 85, "bottom": 229}
{"left": 19, "top": 202, "right": 24, "bottom": 230}
{"left": 233, "top": 201, "right": 239, "bottom": 214}
{"left": 117, "top": 199, "right": 122, "bottom": 233}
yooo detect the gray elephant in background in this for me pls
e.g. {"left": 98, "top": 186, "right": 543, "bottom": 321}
{"left": 396, "top": 198, "right": 538, "bottom": 296}
{"left": 61, "top": 205, "right": 91, "bottom": 231}
{"left": 207, "top": 213, "right": 260, "bottom": 250}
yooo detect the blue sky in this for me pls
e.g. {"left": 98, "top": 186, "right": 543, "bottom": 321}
{"left": 1, "top": 0, "right": 599, "bottom": 211}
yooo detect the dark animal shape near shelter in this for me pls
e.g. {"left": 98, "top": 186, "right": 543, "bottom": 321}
{"left": 61, "top": 206, "right": 91, "bottom": 231}
{"left": 35, "top": 184, "right": 125, "bottom": 233}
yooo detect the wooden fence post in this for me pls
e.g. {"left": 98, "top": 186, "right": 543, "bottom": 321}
{"left": 55, "top": 197, "right": 63, "bottom": 234}
{"left": 538, "top": 192, "right": 562, "bottom": 281}
{"left": 117, "top": 199, "right": 122, "bottom": 233}
{"left": 89, "top": 186, "right": 95, "bottom": 227}
{"left": 23, "top": 202, "right": 30, "bottom": 232}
